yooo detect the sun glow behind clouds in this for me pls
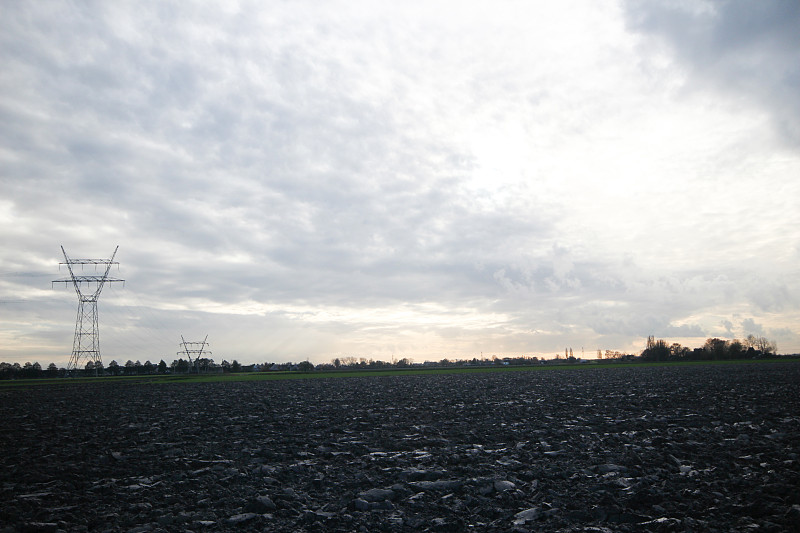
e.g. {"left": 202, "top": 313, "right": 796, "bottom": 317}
{"left": 468, "top": 122, "right": 531, "bottom": 191}
{"left": 150, "top": 297, "right": 512, "bottom": 333}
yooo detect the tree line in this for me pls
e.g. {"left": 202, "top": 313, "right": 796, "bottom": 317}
{"left": 0, "top": 357, "right": 246, "bottom": 379}
{"left": 319, "top": 355, "right": 541, "bottom": 370}
{"left": 0, "top": 354, "right": 540, "bottom": 379}
{"left": 640, "top": 334, "right": 778, "bottom": 362}
{"left": 0, "top": 334, "right": 783, "bottom": 379}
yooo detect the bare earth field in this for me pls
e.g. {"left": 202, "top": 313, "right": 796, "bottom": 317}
{"left": 1, "top": 362, "right": 799, "bottom": 532}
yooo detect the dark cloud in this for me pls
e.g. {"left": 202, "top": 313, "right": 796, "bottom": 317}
{"left": 623, "top": 0, "right": 800, "bottom": 144}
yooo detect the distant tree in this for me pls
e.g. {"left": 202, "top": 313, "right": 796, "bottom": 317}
{"left": 108, "top": 360, "right": 120, "bottom": 376}
{"left": 642, "top": 336, "right": 670, "bottom": 361}
{"left": 762, "top": 338, "right": 777, "bottom": 355}
{"left": 298, "top": 360, "right": 314, "bottom": 372}
{"left": 703, "top": 338, "right": 728, "bottom": 360}
{"left": 728, "top": 339, "right": 745, "bottom": 360}
{"left": 745, "top": 334, "right": 777, "bottom": 356}
{"left": 171, "top": 358, "right": 190, "bottom": 373}
{"left": 47, "top": 362, "right": 59, "bottom": 377}
{"left": 125, "top": 360, "right": 135, "bottom": 375}
{"left": 22, "top": 362, "right": 42, "bottom": 379}
{"left": 134, "top": 360, "right": 142, "bottom": 375}
{"left": 744, "top": 334, "right": 757, "bottom": 351}
{"left": 332, "top": 358, "right": 341, "bottom": 368}
{"left": 195, "top": 358, "right": 213, "bottom": 373}
{"left": 157, "top": 360, "right": 168, "bottom": 374}
{"left": 231, "top": 360, "right": 241, "bottom": 373}
{"left": 143, "top": 360, "right": 154, "bottom": 374}
{"left": 670, "top": 343, "right": 690, "bottom": 360}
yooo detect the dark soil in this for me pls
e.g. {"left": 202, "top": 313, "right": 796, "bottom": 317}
{"left": 2, "top": 363, "right": 799, "bottom": 532}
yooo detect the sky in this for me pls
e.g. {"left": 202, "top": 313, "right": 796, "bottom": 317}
{"left": 1, "top": 1, "right": 799, "bottom": 367}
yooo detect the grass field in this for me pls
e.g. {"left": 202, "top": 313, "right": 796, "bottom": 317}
{"left": 1, "top": 357, "right": 797, "bottom": 388}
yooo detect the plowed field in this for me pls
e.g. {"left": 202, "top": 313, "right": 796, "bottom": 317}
{"left": 2, "top": 362, "right": 799, "bottom": 532}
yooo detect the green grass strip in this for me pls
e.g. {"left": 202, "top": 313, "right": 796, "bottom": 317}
{"left": 1, "top": 357, "right": 797, "bottom": 389}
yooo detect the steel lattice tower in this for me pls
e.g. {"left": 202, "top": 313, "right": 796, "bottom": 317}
{"left": 53, "top": 246, "right": 124, "bottom": 372}
{"left": 178, "top": 335, "right": 211, "bottom": 373}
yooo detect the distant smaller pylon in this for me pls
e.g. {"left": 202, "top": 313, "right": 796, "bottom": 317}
{"left": 178, "top": 335, "right": 212, "bottom": 373}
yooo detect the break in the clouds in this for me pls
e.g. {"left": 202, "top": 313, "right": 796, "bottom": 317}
{"left": 1, "top": 1, "right": 799, "bottom": 366}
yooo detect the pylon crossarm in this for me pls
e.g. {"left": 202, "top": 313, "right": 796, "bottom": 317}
{"left": 60, "top": 259, "right": 119, "bottom": 265}
{"left": 60, "top": 246, "right": 120, "bottom": 268}
{"left": 53, "top": 277, "right": 124, "bottom": 284}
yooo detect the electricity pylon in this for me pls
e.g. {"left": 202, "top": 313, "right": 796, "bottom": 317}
{"left": 53, "top": 246, "right": 124, "bottom": 372}
{"left": 178, "top": 335, "right": 211, "bottom": 373}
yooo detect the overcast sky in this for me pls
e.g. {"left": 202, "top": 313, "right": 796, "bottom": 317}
{"left": 2, "top": 1, "right": 799, "bottom": 366}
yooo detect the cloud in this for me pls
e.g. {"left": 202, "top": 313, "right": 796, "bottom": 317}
{"left": 741, "top": 318, "right": 764, "bottom": 336}
{"left": 767, "top": 327, "right": 799, "bottom": 354}
{"left": 745, "top": 281, "right": 794, "bottom": 313}
{"left": 623, "top": 0, "right": 800, "bottom": 144}
{"left": 1, "top": 2, "right": 800, "bottom": 364}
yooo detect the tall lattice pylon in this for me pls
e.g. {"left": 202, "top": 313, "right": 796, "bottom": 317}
{"left": 178, "top": 335, "right": 211, "bottom": 373}
{"left": 53, "top": 246, "right": 124, "bottom": 372}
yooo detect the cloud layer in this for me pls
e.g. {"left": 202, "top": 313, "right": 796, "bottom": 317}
{"left": 2, "top": 1, "right": 799, "bottom": 365}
